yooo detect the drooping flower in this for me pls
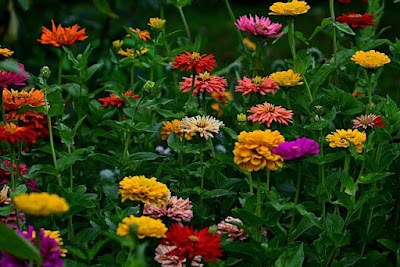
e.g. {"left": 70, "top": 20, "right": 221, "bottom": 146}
{"left": 247, "top": 102, "right": 293, "bottom": 127}
{"left": 0, "top": 63, "right": 29, "bottom": 88}
{"left": 243, "top": 38, "right": 256, "bottom": 51}
{"left": 0, "top": 48, "right": 14, "bottom": 57}
{"left": 235, "top": 15, "right": 283, "bottom": 38}
{"left": 161, "top": 223, "right": 222, "bottom": 263}
{"left": 326, "top": 129, "right": 367, "bottom": 153}
{"left": 38, "top": 20, "right": 88, "bottom": 47}
{"left": 233, "top": 130, "right": 285, "bottom": 172}
{"left": 0, "top": 186, "right": 25, "bottom": 228}
{"left": 179, "top": 72, "right": 227, "bottom": 96}
{"left": 179, "top": 115, "right": 224, "bottom": 140}
{"left": 126, "top": 27, "right": 151, "bottom": 41}
{"left": 119, "top": 175, "right": 170, "bottom": 206}
{"left": 155, "top": 244, "right": 203, "bottom": 267}
{"left": 3, "top": 88, "right": 46, "bottom": 121}
{"left": 351, "top": 50, "right": 390, "bottom": 69}
{"left": 0, "top": 226, "right": 64, "bottom": 267}
{"left": 98, "top": 91, "right": 139, "bottom": 107}
{"left": 272, "top": 137, "right": 319, "bottom": 160}
{"left": 235, "top": 76, "right": 279, "bottom": 96}
{"left": 0, "top": 123, "right": 39, "bottom": 144}
{"left": 352, "top": 114, "right": 385, "bottom": 129}
{"left": 269, "top": 0, "right": 310, "bottom": 16}
{"left": 217, "top": 216, "right": 248, "bottom": 241}
{"left": 14, "top": 192, "right": 69, "bottom": 216}
{"left": 336, "top": 13, "right": 375, "bottom": 28}
{"left": 161, "top": 120, "right": 195, "bottom": 141}
{"left": 148, "top": 18, "right": 166, "bottom": 30}
{"left": 269, "top": 69, "right": 303, "bottom": 87}
{"left": 172, "top": 52, "right": 216, "bottom": 73}
{"left": 210, "top": 91, "right": 232, "bottom": 104}
{"left": 116, "top": 215, "right": 167, "bottom": 239}
{"left": 144, "top": 194, "right": 193, "bottom": 222}
{"left": 118, "top": 47, "right": 149, "bottom": 57}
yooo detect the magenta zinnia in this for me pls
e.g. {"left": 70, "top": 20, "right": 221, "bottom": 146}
{"left": 272, "top": 137, "right": 320, "bottom": 160}
{"left": 0, "top": 63, "right": 29, "bottom": 88}
{"left": 352, "top": 114, "right": 385, "bottom": 129}
{"left": 235, "top": 76, "right": 279, "bottom": 96}
{"left": 179, "top": 72, "right": 227, "bottom": 96}
{"left": 247, "top": 102, "right": 293, "bottom": 127}
{"left": 235, "top": 15, "right": 283, "bottom": 38}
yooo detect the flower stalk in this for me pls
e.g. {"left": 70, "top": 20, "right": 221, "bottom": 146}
{"left": 177, "top": 6, "right": 192, "bottom": 44}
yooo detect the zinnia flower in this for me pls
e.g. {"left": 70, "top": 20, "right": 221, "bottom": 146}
{"left": 14, "top": 192, "right": 69, "bottom": 216}
{"left": 352, "top": 90, "right": 365, "bottom": 98}
{"left": 233, "top": 130, "right": 285, "bottom": 172}
{"left": 119, "top": 175, "right": 170, "bottom": 206}
{"left": 112, "top": 40, "right": 124, "bottom": 49}
{"left": 0, "top": 160, "right": 29, "bottom": 185}
{"left": 235, "top": 76, "right": 279, "bottom": 96}
{"left": 144, "top": 194, "right": 193, "bottom": 222}
{"left": 155, "top": 244, "right": 203, "bottom": 267}
{"left": 351, "top": 50, "right": 390, "bottom": 69}
{"left": 148, "top": 18, "right": 166, "bottom": 30}
{"left": 179, "top": 115, "right": 224, "bottom": 140}
{"left": 210, "top": 91, "right": 232, "bottom": 104}
{"left": 0, "top": 186, "right": 25, "bottom": 228}
{"left": 179, "top": 72, "right": 227, "bottom": 96}
{"left": 269, "top": 69, "right": 303, "bottom": 87}
{"left": 272, "top": 137, "right": 319, "bottom": 160}
{"left": 118, "top": 47, "right": 149, "bottom": 57}
{"left": 0, "top": 48, "right": 14, "bottom": 57}
{"left": 25, "top": 179, "right": 39, "bottom": 192}
{"left": 23, "top": 115, "right": 50, "bottom": 138}
{"left": 217, "top": 217, "right": 248, "bottom": 241}
{"left": 161, "top": 120, "right": 195, "bottom": 141}
{"left": 0, "top": 123, "right": 39, "bottom": 144}
{"left": 126, "top": 27, "right": 151, "bottom": 41}
{"left": 326, "top": 129, "right": 367, "bottom": 153}
{"left": 0, "top": 226, "right": 64, "bottom": 267}
{"left": 269, "top": 0, "right": 310, "bottom": 16}
{"left": 3, "top": 88, "right": 46, "bottom": 121}
{"left": 116, "top": 215, "right": 167, "bottom": 239}
{"left": 235, "top": 15, "right": 283, "bottom": 38}
{"left": 161, "top": 223, "right": 222, "bottom": 263}
{"left": 336, "top": 13, "right": 375, "bottom": 28}
{"left": 243, "top": 38, "right": 256, "bottom": 51}
{"left": 172, "top": 52, "right": 216, "bottom": 73}
{"left": 0, "top": 63, "right": 29, "bottom": 88}
{"left": 247, "top": 102, "right": 293, "bottom": 127}
{"left": 352, "top": 114, "right": 385, "bottom": 129}
{"left": 38, "top": 20, "right": 88, "bottom": 47}
{"left": 98, "top": 91, "right": 139, "bottom": 107}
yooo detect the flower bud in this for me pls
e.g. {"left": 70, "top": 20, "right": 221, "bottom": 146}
{"left": 112, "top": 40, "right": 124, "bottom": 49}
{"left": 143, "top": 80, "right": 155, "bottom": 93}
{"left": 40, "top": 66, "right": 51, "bottom": 79}
{"left": 77, "top": 54, "right": 82, "bottom": 60}
{"left": 208, "top": 225, "right": 218, "bottom": 234}
{"left": 313, "top": 105, "right": 323, "bottom": 115}
{"left": 237, "top": 113, "right": 247, "bottom": 122}
{"left": 314, "top": 115, "right": 320, "bottom": 122}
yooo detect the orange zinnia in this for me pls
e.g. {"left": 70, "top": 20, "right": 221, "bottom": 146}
{"left": 126, "top": 28, "right": 151, "bottom": 41}
{"left": 98, "top": 91, "right": 139, "bottom": 108}
{"left": 0, "top": 123, "right": 38, "bottom": 144}
{"left": 38, "top": 20, "right": 88, "bottom": 47}
{"left": 3, "top": 88, "right": 46, "bottom": 121}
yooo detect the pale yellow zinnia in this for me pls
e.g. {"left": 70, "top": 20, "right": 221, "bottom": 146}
{"left": 179, "top": 115, "right": 224, "bottom": 140}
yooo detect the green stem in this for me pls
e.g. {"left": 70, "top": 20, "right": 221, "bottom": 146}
{"left": 247, "top": 172, "right": 254, "bottom": 195}
{"left": 364, "top": 69, "right": 373, "bottom": 108}
{"left": 287, "top": 163, "right": 302, "bottom": 246}
{"left": 303, "top": 75, "right": 313, "bottom": 102}
{"left": 17, "top": 142, "right": 22, "bottom": 179}
{"left": 266, "top": 169, "right": 271, "bottom": 196}
{"left": 200, "top": 141, "right": 204, "bottom": 191}
{"left": 177, "top": 6, "right": 192, "bottom": 44}
{"left": 68, "top": 145, "right": 73, "bottom": 190}
{"left": 58, "top": 49, "right": 65, "bottom": 86}
{"left": 285, "top": 89, "right": 291, "bottom": 109}
{"left": 202, "top": 91, "right": 206, "bottom": 114}
{"left": 68, "top": 215, "right": 74, "bottom": 241}
{"left": 256, "top": 175, "right": 261, "bottom": 218}
{"left": 329, "top": 0, "right": 337, "bottom": 72}
{"left": 319, "top": 129, "right": 326, "bottom": 226}
{"left": 0, "top": 88, "right": 6, "bottom": 123}
{"left": 10, "top": 145, "right": 15, "bottom": 188}
{"left": 288, "top": 18, "right": 297, "bottom": 63}
{"left": 130, "top": 62, "right": 135, "bottom": 90}
{"left": 160, "top": 4, "right": 171, "bottom": 55}
{"left": 150, "top": 44, "right": 157, "bottom": 81}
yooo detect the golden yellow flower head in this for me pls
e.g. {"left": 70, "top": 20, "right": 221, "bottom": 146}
{"left": 243, "top": 38, "right": 256, "bottom": 51}
{"left": 30, "top": 230, "right": 68, "bottom": 257}
{"left": 14, "top": 192, "right": 69, "bottom": 217}
{"left": 351, "top": 50, "right": 390, "bottom": 69}
{"left": 269, "top": 0, "right": 310, "bottom": 16}
{"left": 326, "top": 129, "right": 366, "bottom": 153}
{"left": 0, "top": 48, "right": 14, "bottom": 57}
{"left": 112, "top": 40, "right": 124, "bottom": 49}
{"left": 233, "top": 130, "right": 285, "bottom": 172}
{"left": 148, "top": 17, "right": 166, "bottom": 30}
{"left": 269, "top": 69, "right": 303, "bottom": 87}
{"left": 116, "top": 215, "right": 167, "bottom": 239}
{"left": 119, "top": 175, "right": 169, "bottom": 206}
{"left": 117, "top": 47, "right": 149, "bottom": 58}
{"left": 161, "top": 119, "right": 195, "bottom": 141}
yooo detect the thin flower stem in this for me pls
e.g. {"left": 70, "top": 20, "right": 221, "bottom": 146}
{"left": 288, "top": 18, "right": 297, "bottom": 63}
{"left": 364, "top": 69, "right": 373, "bottom": 108}
{"left": 150, "top": 44, "right": 157, "bottom": 82}
{"left": 266, "top": 169, "right": 271, "bottom": 196}
{"left": 246, "top": 172, "right": 254, "bottom": 195}
{"left": 11, "top": 146, "right": 20, "bottom": 229}
{"left": 0, "top": 88, "right": 6, "bottom": 123}
{"left": 256, "top": 175, "right": 261, "bottom": 218}
{"left": 329, "top": 0, "right": 338, "bottom": 78}
{"left": 202, "top": 91, "right": 206, "bottom": 114}
{"left": 160, "top": 4, "right": 171, "bottom": 55}
{"left": 287, "top": 163, "right": 301, "bottom": 246}
{"left": 47, "top": 116, "right": 61, "bottom": 186}
{"left": 200, "top": 141, "right": 204, "bottom": 191}
{"left": 177, "top": 6, "right": 192, "bottom": 44}
{"left": 303, "top": 75, "right": 313, "bottom": 102}
{"left": 319, "top": 129, "right": 326, "bottom": 226}
{"left": 58, "top": 49, "right": 65, "bottom": 86}
{"left": 130, "top": 62, "right": 135, "bottom": 90}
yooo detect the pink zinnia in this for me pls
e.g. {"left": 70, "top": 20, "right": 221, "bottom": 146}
{"left": 179, "top": 72, "right": 227, "bottom": 96}
{"left": 235, "top": 76, "right": 279, "bottom": 96}
{"left": 217, "top": 216, "right": 248, "bottom": 241}
{"left": 154, "top": 244, "right": 203, "bottom": 267}
{"left": 235, "top": 15, "right": 283, "bottom": 38}
{"left": 352, "top": 114, "right": 385, "bottom": 129}
{"left": 144, "top": 194, "right": 193, "bottom": 222}
{"left": 0, "top": 186, "right": 25, "bottom": 228}
{"left": 247, "top": 102, "right": 293, "bottom": 127}
{"left": 0, "top": 63, "right": 29, "bottom": 88}
{"left": 0, "top": 160, "right": 29, "bottom": 186}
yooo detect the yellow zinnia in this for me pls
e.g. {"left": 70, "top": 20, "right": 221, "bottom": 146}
{"left": 14, "top": 192, "right": 69, "bottom": 217}
{"left": 119, "top": 175, "right": 169, "bottom": 206}
{"left": 116, "top": 215, "right": 167, "bottom": 239}
{"left": 0, "top": 48, "right": 14, "bottom": 57}
{"left": 269, "top": 69, "right": 303, "bottom": 87}
{"left": 326, "top": 129, "right": 366, "bottom": 153}
{"left": 351, "top": 50, "right": 390, "bottom": 69}
{"left": 161, "top": 119, "right": 195, "bottom": 140}
{"left": 112, "top": 40, "right": 124, "bottom": 49}
{"left": 148, "top": 17, "right": 166, "bottom": 30}
{"left": 118, "top": 47, "right": 149, "bottom": 58}
{"left": 243, "top": 38, "right": 256, "bottom": 51}
{"left": 233, "top": 130, "right": 285, "bottom": 172}
{"left": 269, "top": 0, "right": 310, "bottom": 16}
{"left": 30, "top": 230, "right": 68, "bottom": 257}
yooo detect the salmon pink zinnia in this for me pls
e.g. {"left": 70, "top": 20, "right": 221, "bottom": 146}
{"left": 235, "top": 76, "right": 279, "bottom": 96}
{"left": 247, "top": 103, "right": 293, "bottom": 127}
{"left": 179, "top": 72, "right": 227, "bottom": 96}
{"left": 235, "top": 15, "right": 283, "bottom": 38}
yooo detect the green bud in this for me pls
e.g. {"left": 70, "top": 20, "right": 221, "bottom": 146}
{"left": 237, "top": 113, "right": 246, "bottom": 122}
{"left": 40, "top": 66, "right": 51, "bottom": 79}
{"left": 208, "top": 225, "right": 218, "bottom": 234}
{"left": 143, "top": 80, "right": 155, "bottom": 93}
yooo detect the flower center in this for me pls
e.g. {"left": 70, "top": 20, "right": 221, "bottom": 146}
{"left": 359, "top": 117, "right": 374, "bottom": 124}
{"left": 196, "top": 119, "right": 206, "bottom": 128}
{"left": 252, "top": 76, "right": 263, "bottom": 84}
{"left": 264, "top": 104, "right": 275, "bottom": 112}
{"left": 4, "top": 123, "right": 17, "bottom": 133}
{"left": 198, "top": 72, "right": 211, "bottom": 80}
{"left": 348, "top": 14, "right": 362, "bottom": 19}
{"left": 190, "top": 52, "right": 201, "bottom": 60}
{"left": 188, "top": 235, "right": 199, "bottom": 242}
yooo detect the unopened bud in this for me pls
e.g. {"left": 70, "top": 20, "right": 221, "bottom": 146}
{"left": 112, "top": 40, "right": 124, "bottom": 49}
{"left": 77, "top": 54, "right": 82, "bottom": 60}
{"left": 237, "top": 113, "right": 246, "bottom": 122}
{"left": 143, "top": 80, "right": 155, "bottom": 93}
{"left": 315, "top": 115, "right": 320, "bottom": 121}
{"left": 313, "top": 105, "right": 323, "bottom": 115}
{"left": 40, "top": 66, "right": 51, "bottom": 79}
{"left": 208, "top": 225, "right": 218, "bottom": 234}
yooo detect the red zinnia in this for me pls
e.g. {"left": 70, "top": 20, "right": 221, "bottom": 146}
{"left": 179, "top": 72, "right": 227, "bottom": 96}
{"left": 235, "top": 76, "right": 279, "bottom": 96}
{"left": 98, "top": 91, "right": 139, "bottom": 108}
{"left": 172, "top": 52, "right": 216, "bottom": 73}
{"left": 0, "top": 123, "right": 38, "bottom": 144}
{"left": 38, "top": 20, "right": 88, "bottom": 47}
{"left": 336, "top": 13, "right": 375, "bottom": 28}
{"left": 161, "top": 223, "right": 222, "bottom": 263}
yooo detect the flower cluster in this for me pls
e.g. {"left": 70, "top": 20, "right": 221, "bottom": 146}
{"left": 273, "top": 137, "right": 320, "bottom": 160}
{"left": 3, "top": 88, "right": 46, "bottom": 121}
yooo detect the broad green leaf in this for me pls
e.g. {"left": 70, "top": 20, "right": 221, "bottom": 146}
{"left": 333, "top": 22, "right": 356, "bottom": 35}
{"left": 357, "top": 172, "right": 393, "bottom": 184}
{"left": 221, "top": 126, "right": 238, "bottom": 140}
{"left": 57, "top": 153, "right": 83, "bottom": 172}
{"left": 202, "top": 189, "right": 236, "bottom": 199}
{"left": 167, "top": 132, "right": 182, "bottom": 153}
{"left": 275, "top": 244, "right": 304, "bottom": 267}
{"left": 338, "top": 171, "right": 357, "bottom": 195}
{"left": 232, "top": 208, "right": 264, "bottom": 227}
{"left": 309, "top": 18, "right": 331, "bottom": 40}
{"left": 377, "top": 238, "right": 398, "bottom": 253}
{"left": 89, "top": 153, "right": 120, "bottom": 167}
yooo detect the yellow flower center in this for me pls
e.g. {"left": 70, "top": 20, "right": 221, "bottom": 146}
{"left": 349, "top": 14, "right": 362, "bottom": 19}
{"left": 188, "top": 235, "right": 199, "bottom": 242}
{"left": 264, "top": 104, "right": 275, "bottom": 112}
{"left": 197, "top": 119, "right": 207, "bottom": 128}
{"left": 198, "top": 72, "right": 211, "bottom": 80}
{"left": 4, "top": 123, "right": 17, "bottom": 133}
{"left": 190, "top": 52, "right": 201, "bottom": 60}
{"left": 252, "top": 76, "right": 263, "bottom": 84}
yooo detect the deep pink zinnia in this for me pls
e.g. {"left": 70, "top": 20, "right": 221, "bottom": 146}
{"left": 272, "top": 137, "right": 320, "bottom": 160}
{"left": 179, "top": 72, "right": 227, "bottom": 96}
{"left": 0, "top": 63, "right": 29, "bottom": 88}
{"left": 235, "top": 15, "right": 283, "bottom": 38}
{"left": 247, "top": 102, "right": 293, "bottom": 127}
{"left": 235, "top": 76, "right": 279, "bottom": 96}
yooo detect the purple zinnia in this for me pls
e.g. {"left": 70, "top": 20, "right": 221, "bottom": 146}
{"left": 0, "top": 63, "right": 29, "bottom": 88}
{"left": 272, "top": 137, "right": 319, "bottom": 160}
{"left": 235, "top": 15, "right": 284, "bottom": 38}
{"left": 0, "top": 226, "right": 64, "bottom": 267}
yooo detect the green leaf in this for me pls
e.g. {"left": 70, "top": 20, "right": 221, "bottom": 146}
{"left": 166, "top": 0, "right": 192, "bottom": 8}
{"left": 127, "top": 152, "right": 167, "bottom": 162}
{"left": 57, "top": 153, "right": 83, "bottom": 172}
{"left": 377, "top": 238, "right": 398, "bottom": 253}
{"left": 275, "top": 244, "right": 304, "bottom": 267}
{"left": 357, "top": 172, "right": 393, "bottom": 184}
{"left": 304, "top": 111, "right": 336, "bottom": 130}
{"left": 333, "top": 22, "right": 356, "bottom": 35}
{"left": 221, "top": 126, "right": 238, "bottom": 140}
{"left": 92, "top": 0, "right": 119, "bottom": 18}
{"left": 296, "top": 204, "right": 323, "bottom": 229}
{"left": 167, "top": 132, "right": 182, "bottom": 153}
{"left": 232, "top": 208, "right": 264, "bottom": 227}
{"left": 28, "top": 164, "right": 59, "bottom": 177}
{"left": 338, "top": 171, "right": 357, "bottom": 195}
{"left": 202, "top": 189, "right": 236, "bottom": 199}
{"left": 89, "top": 153, "right": 120, "bottom": 167}
{"left": 310, "top": 64, "right": 335, "bottom": 94}
{"left": 0, "top": 224, "right": 42, "bottom": 264}
{"left": 88, "top": 237, "right": 111, "bottom": 260}
{"left": 336, "top": 192, "right": 355, "bottom": 211}
{"left": 0, "top": 205, "right": 14, "bottom": 216}
{"left": 309, "top": 18, "right": 331, "bottom": 40}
